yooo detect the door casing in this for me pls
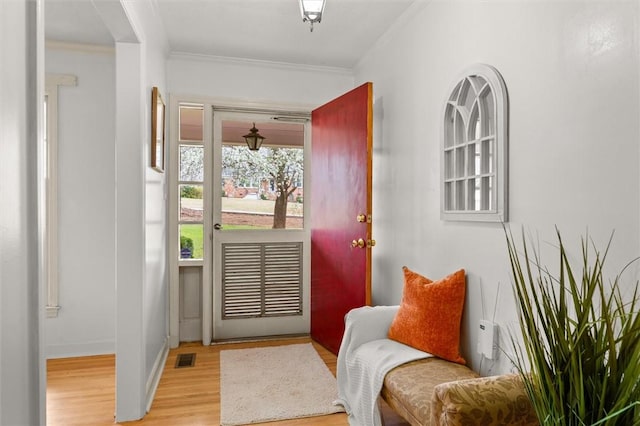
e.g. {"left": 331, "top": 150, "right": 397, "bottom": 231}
{"left": 168, "top": 96, "right": 314, "bottom": 347}
{"left": 211, "top": 110, "right": 311, "bottom": 341}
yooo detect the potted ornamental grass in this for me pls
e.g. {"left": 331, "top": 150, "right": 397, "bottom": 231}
{"left": 505, "top": 227, "right": 640, "bottom": 425}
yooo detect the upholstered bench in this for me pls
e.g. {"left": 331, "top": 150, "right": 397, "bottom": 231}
{"left": 380, "top": 358, "right": 538, "bottom": 426}
{"left": 337, "top": 267, "right": 538, "bottom": 426}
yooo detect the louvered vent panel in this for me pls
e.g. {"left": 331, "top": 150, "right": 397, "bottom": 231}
{"left": 264, "top": 243, "right": 302, "bottom": 316}
{"left": 222, "top": 244, "right": 262, "bottom": 318}
{"left": 222, "top": 242, "right": 302, "bottom": 319}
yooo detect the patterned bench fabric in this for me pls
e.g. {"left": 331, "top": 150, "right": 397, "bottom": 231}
{"left": 381, "top": 358, "right": 480, "bottom": 426}
{"left": 431, "top": 374, "right": 539, "bottom": 426}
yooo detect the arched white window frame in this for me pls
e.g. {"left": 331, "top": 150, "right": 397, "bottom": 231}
{"left": 441, "top": 64, "right": 508, "bottom": 222}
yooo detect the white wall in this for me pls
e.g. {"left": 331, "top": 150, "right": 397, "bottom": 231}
{"left": 109, "top": 0, "right": 170, "bottom": 420}
{"left": 0, "top": 0, "right": 44, "bottom": 424}
{"left": 139, "top": 0, "right": 170, "bottom": 391}
{"left": 44, "top": 46, "right": 116, "bottom": 358}
{"left": 115, "top": 40, "right": 147, "bottom": 421}
{"left": 356, "top": 0, "right": 640, "bottom": 374}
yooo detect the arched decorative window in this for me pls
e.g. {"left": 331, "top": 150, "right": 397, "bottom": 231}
{"left": 441, "top": 64, "right": 508, "bottom": 222}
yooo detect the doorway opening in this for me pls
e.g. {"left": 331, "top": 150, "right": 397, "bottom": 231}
{"left": 170, "top": 100, "right": 311, "bottom": 345}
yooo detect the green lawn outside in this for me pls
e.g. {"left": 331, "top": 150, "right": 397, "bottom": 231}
{"left": 222, "top": 197, "right": 303, "bottom": 216}
{"left": 224, "top": 224, "right": 270, "bottom": 230}
{"left": 181, "top": 197, "right": 303, "bottom": 216}
{"left": 180, "top": 224, "right": 203, "bottom": 259}
{"left": 180, "top": 197, "right": 303, "bottom": 259}
{"left": 180, "top": 223, "right": 271, "bottom": 260}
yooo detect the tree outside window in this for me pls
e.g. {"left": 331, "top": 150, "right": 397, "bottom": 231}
{"left": 222, "top": 145, "right": 303, "bottom": 229}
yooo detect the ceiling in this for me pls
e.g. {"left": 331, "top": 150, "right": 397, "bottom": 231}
{"left": 45, "top": 0, "right": 416, "bottom": 145}
{"left": 45, "top": 0, "right": 416, "bottom": 69}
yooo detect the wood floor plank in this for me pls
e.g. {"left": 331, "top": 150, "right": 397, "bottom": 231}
{"left": 47, "top": 337, "right": 407, "bottom": 426}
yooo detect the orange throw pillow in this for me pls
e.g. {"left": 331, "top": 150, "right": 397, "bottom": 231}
{"left": 387, "top": 267, "right": 466, "bottom": 364}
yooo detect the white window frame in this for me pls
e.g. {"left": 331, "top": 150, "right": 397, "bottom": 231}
{"left": 176, "top": 103, "right": 206, "bottom": 264}
{"left": 441, "top": 63, "right": 508, "bottom": 222}
{"left": 44, "top": 73, "right": 77, "bottom": 318}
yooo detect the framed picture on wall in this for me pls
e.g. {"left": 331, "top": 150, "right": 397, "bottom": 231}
{"left": 151, "top": 86, "right": 165, "bottom": 172}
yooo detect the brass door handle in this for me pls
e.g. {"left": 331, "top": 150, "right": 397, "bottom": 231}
{"left": 351, "top": 238, "right": 365, "bottom": 248}
{"left": 351, "top": 238, "right": 376, "bottom": 249}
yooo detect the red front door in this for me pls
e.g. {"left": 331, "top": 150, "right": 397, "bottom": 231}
{"left": 310, "top": 82, "right": 373, "bottom": 354}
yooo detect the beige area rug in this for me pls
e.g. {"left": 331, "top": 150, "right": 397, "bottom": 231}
{"left": 219, "top": 343, "right": 345, "bottom": 425}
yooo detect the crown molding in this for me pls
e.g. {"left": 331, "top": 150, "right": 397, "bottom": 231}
{"left": 168, "top": 51, "right": 353, "bottom": 76}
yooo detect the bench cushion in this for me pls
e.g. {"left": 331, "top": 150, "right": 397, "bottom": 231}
{"left": 380, "top": 357, "right": 479, "bottom": 426}
{"left": 432, "top": 374, "right": 538, "bottom": 426}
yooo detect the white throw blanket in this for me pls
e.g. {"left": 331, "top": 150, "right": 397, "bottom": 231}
{"left": 334, "top": 306, "right": 431, "bottom": 426}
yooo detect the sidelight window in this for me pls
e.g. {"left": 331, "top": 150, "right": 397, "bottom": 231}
{"left": 178, "top": 104, "right": 205, "bottom": 259}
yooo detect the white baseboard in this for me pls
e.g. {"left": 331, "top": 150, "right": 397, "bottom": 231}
{"left": 146, "top": 336, "right": 169, "bottom": 413}
{"left": 46, "top": 340, "right": 115, "bottom": 359}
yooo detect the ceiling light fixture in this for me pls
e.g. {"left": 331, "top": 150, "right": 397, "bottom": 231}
{"left": 299, "top": 0, "right": 326, "bottom": 32}
{"left": 243, "top": 123, "right": 265, "bottom": 151}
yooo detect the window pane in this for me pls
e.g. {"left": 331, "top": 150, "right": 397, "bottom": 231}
{"left": 180, "top": 224, "right": 203, "bottom": 260}
{"left": 480, "top": 89, "right": 495, "bottom": 137}
{"left": 455, "top": 147, "right": 465, "bottom": 178}
{"left": 455, "top": 180, "right": 465, "bottom": 210}
{"left": 444, "top": 182, "right": 454, "bottom": 210}
{"left": 468, "top": 75, "right": 487, "bottom": 91}
{"left": 454, "top": 110, "right": 465, "bottom": 145}
{"left": 220, "top": 120, "right": 304, "bottom": 230}
{"left": 444, "top": 150, "right": 454, "bottom": 179}
{"left": 179, "top": 145, "right": 204, "bottom": 182}
{"left": 482, "top": 176, "right": 493, "bottom": 210}
{"left": 443, "top": 104, "right": 455, "bottom": 148}
{"left": 468, "top": 178, "right": 479, "bottom": 211}
{"left": 481, "top": 139, "right": 493, "bottom": 174}
{"left": 179, "top": 104, "right": 203, "bottom": 141}
{"left": 448, "top": 81, "right": 462, "bottom": 102}
{"left": 468, "top": 103, "right": 480, "bottom": 141}
{"left": 467, "top": 143, "right": 478, "bottom": 176}
{"left": 180, "top": 184, "right": 203, "bottom": 222}
{"left": 459, "top": 78, "right": 475, "bottom": 112}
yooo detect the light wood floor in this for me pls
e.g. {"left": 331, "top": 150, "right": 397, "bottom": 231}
{"left": 47, "top": 337, "right": 408, "bottom": 426}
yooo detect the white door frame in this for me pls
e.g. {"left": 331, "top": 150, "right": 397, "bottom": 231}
{"left": 211, "top": 110, "right": 311, "bottom": 340}
{"left": 168, "top": 95, "right": 313, "bottom": 347}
